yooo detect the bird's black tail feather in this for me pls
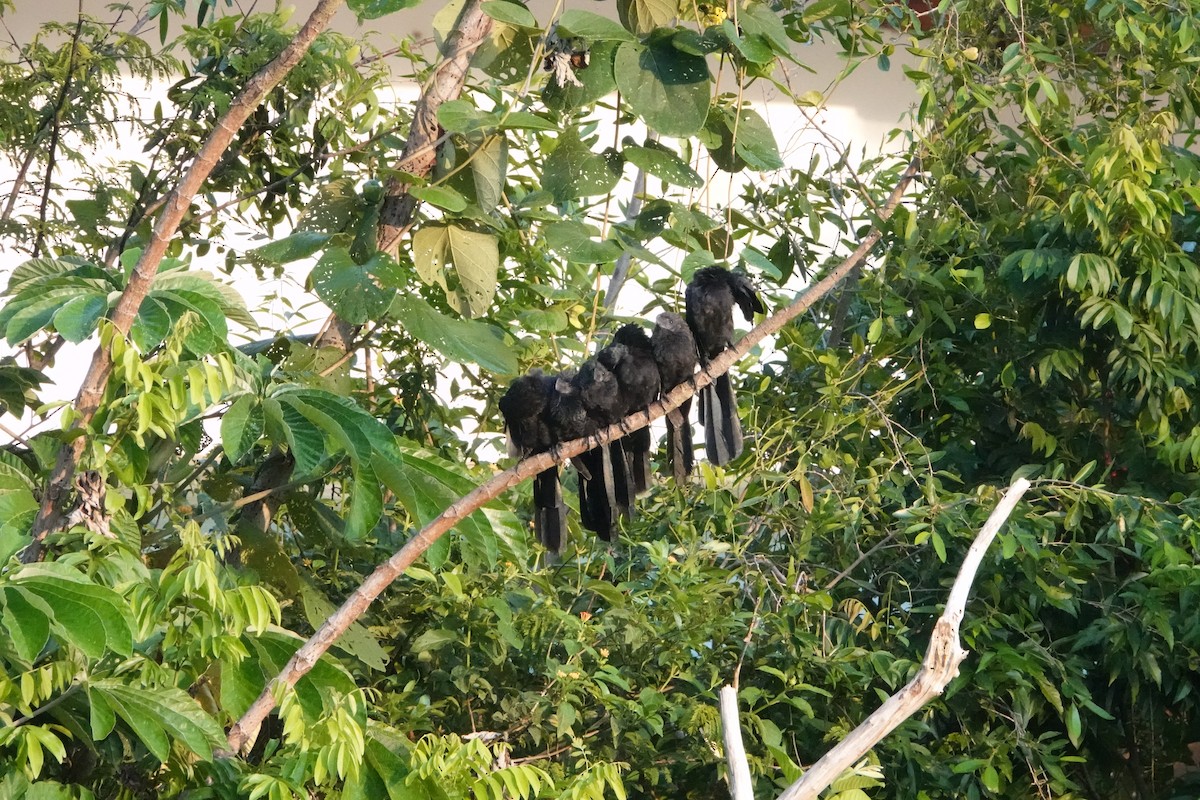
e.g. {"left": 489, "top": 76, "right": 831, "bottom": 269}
{"left": 627, "top": 427, "right": 653, "bottom": 494}
{"left": 579, "top": 445, "right": 627, "bottom": 542}
{"left": 665, "top": 397, "right": 694, "bottom": 483}
{"left": 533, "top": 467, "right": 567, "bottom": 553}
{"left": 700, "top": 374, "right": 743, "bottom": 466}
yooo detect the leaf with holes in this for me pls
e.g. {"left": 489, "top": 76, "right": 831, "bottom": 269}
{"left": 543, "top": 132, "right": 623, "bottom": 203}
{"left": 412, "top": 224, "right": 499, "bottom": 317}
{"left": 615, "top": 41, "right": 711, "bottom": 137}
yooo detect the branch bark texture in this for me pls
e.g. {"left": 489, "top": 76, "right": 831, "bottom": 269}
{"left": 775, "top": 477, "right": 1032, "bottom": 800}
{"left": 376, "top": 0, "right": 493, "bottom": 254}
{"left": 22, "top": 0, "right": 347, "bottom": 561}
{"left": 223, "top": 157, "right": 923, "bottom": 755}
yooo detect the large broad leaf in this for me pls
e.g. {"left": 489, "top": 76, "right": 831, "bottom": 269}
{"left": 542, "top": 132, "right": 623, "bottom": 203}
{"left": 557, "top": 9, "right": 637, "bottom": 41}
{"left": 308, "top": 247, "right": 395, "bottom": 325}
{"left": 447, "top": 135, "right": 507, "bottom": 211}
{"left": 0, "top": 586, "right": 52, "bottom": 662}
{"left": 221, "top": 394, "right": 263, "bottom": 464}
{"left": 412, "top": 224, "right": 499, "bottom": 318}
{"left": 273, "top": 388, "right": 395, "bottom": 540}
{"left": 702, "top": 105, "right": 785, "bottom": 172}
{"left": 89, "top": 680, "right": 225, "bottom": 763}
{"left": 373, "top": 443, "right": 524, "bottom": 569}
{"left": 268, "top": 397, "right": 328, "bottom": 478}
{"left": 480, "top": 0, "right": 536, "bottom": 28}
{"left": 130, "top": 296, "right": 172, "bottom": 352}
{"left": 617, "top": 0, "right": 677, "bottom": 36}
{"left": 543, "top": 220, "right": 624, "bottom": 264}
{"left": 248, "top": 230, "right": 333, "bottom": 265}
{"left": 615, "top": 41, "right": 711, "bottom": 137}
{"left": 152, "top": 272, "right": 256, "bottom": 330}
{"left": 622, "top": 140, "right": 705, "bottom": 188}
{"left": 390, "top": 295, "right": 516, "bottom": 375}
{"left": 297, "top": 177, "right": 360, "bottom": 234}
{"left": 52, "top": 294, "right": 109, "bottom": 343}
{"left": 11, "top": 564, "right": 135, "bottom": 660}
{"left": 348, "top": 0, "right": 422, "bottom": 19}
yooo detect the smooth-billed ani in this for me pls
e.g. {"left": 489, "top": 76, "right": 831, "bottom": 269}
{"left": 685, "top": 266, "right": 765, "bottom": 465}
{"left": 651, "top": 311, "right": 699, "bottom": 483}
{"left": 498, "top": 370, "right": 568, "bottom": 552}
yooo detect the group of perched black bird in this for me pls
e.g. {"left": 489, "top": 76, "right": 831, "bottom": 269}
{"left": 499, "top": 266, "right": 765, "bottom": 552}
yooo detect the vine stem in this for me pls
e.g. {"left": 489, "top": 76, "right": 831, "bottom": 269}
{"left": 222, "top": 156, "right": 923, "bottom": 756}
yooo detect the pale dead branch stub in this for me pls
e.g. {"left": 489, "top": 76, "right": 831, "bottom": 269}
{"left": 775, "top": 477, "right": 1032, "bottom": 800}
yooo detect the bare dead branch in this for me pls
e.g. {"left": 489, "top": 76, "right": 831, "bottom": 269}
{"left": 776, "top": 477, "right": 1032, "bottom": 800}
{"left": 721, "top": 686, "right": 754, "bottom": 800}
{"left": 222, "top": 156, "right": 922, "bottom": 755}
{"left": 20, "top": 0, "right": 347, "bottom": 563}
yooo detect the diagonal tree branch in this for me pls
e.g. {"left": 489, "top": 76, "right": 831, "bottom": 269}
{"left": 375, "top": 0, "right": 493, "bottom": 256}
{"left": 20, "top": 0, "right": 348, "bottom": 563}
{"left": 223, "top": 156, "right": 923, "bottom": 755}
{"left": 776, "top": 477, "right": 1032, "bottom": 800}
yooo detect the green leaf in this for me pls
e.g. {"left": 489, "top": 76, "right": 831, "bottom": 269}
{"left": 409, "top": 185, "right": 469, "bottom": 212}
{"left": 622, "top": 141, "right": 704, "bottom": 188}
{"left": 542, "top": 132, "right": 623, "bottom": 203}
{"left": 1, "top": 587, "right": 51, "bottom": 661}
{"left": 437, "top": 99, "right": 499, "bottom": 134}
{"left": 557, "top": 9, "right": 637, "bottom": 41}
{"left": 130, "top": 296, "right": 172, "bottom": 352}
{"left": 373, "top": 444, "right": 522, "bottom": 568}
{"left": 270, "top": 397, "right": 328, "bottom": 478}
{"left": 221, "top": 395, "right": 263, "bottom": 464}
{"left": 410, "top": 628, "right": 458, "bottom": 653}
{"left": 88, "top": 685, "right": 116, "bottom": 740}
{"left": 308, "top": 247, "right": 395, "bottom": 325}
{"left": 348, "top": 0, "right": 423, "bottom": 20}
{"left": 616, "top": 0, "right": 676, "bottom": 36}
{"left": 52, "top": 293, "right": 108, "bottom": 343}
{"left": 453, "top": 135, "right": 507, "bottom": 211}
{"left": 543, "top": 220, "right": 624, "bottom": 264}
{"left": 615, "top": 41, "right": 711, "bottom": 137}
{"left": 411, "top": 224, "right": 499, "bottom": 317}
{"left": 703, "top": 105, "right": 783, "bottom": 172}
{"left": 14, "top": 567, "right": 135, "bottom": 659}
{"left": 90, "top": 680, "right": 225, "bottom": 762}
{"left": 1065, "top": 703, "right": 1082, "bottom": 747}
{"left": 480, "top": 1, "right": 536, "bottom": 28}
{"left": 390, "top": 295, "right": 517, "bottom": 374}
{"left": 248, "top": 230, "right": 333, "bottom": 265}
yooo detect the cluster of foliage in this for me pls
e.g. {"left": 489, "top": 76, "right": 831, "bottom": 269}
{"left": 2, "top": 0, "right": 1200, "bottom": 797}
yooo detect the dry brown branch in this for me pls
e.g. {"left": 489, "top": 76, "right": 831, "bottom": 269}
{"left": 222, "top": 157, "right": 922, "bottom": 755}
{"left": 776, "top": 477, "right": 1033, "bottom": 800}
{"left": 20, "top": 0, "right": 347, "bottom": 563}
{"left": 376, "top": 0, "right": 493, "bottom": 254}
{"left": 720, "top": 686, "right": 754, "bottom": 800}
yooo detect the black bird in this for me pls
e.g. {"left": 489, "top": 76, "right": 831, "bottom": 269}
{"left": 498, "top": 370, "right": 568, "bottom": 552}
{"left": 651, "top": 312, "right": 698, "bottom": 483}
{"left": 685, "top": 267, "right": 765, "bottom": 465}
{"left": 601, "top": 324, "right": 661, "bottom": 494}
{"left": 571, "top": 356, "right": 630, "bottom": 541}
